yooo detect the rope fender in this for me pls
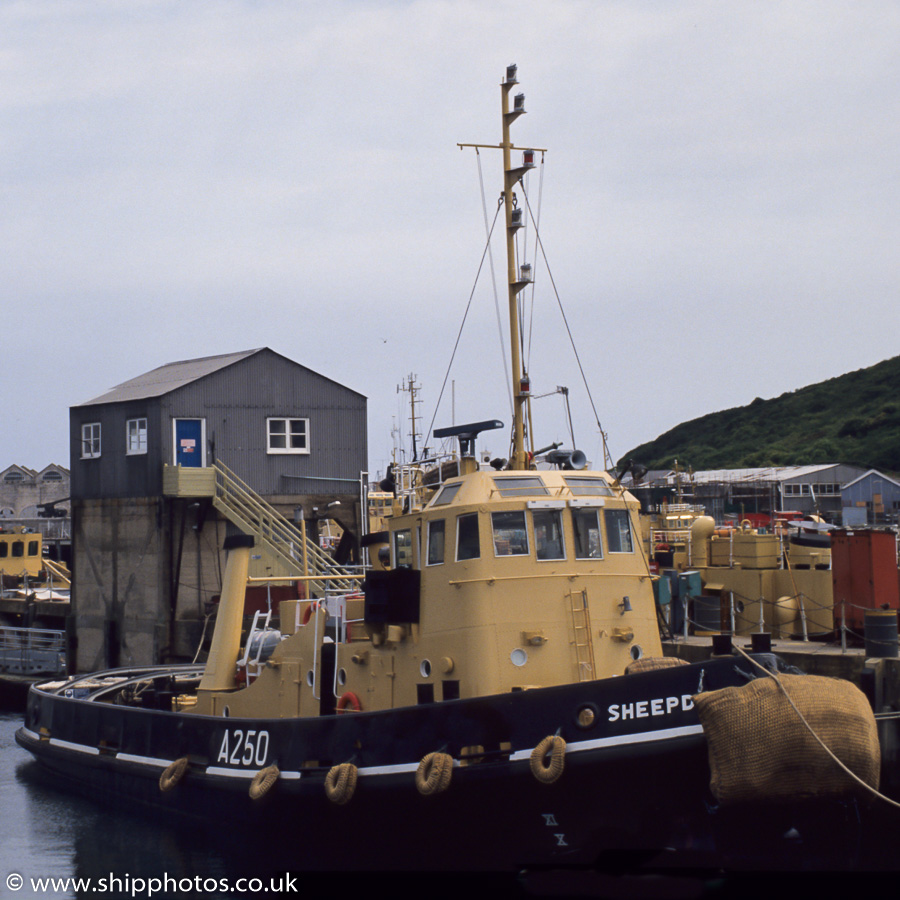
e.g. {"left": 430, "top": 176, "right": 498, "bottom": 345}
{"left": 325, "top": 763, "right": 358, "bottom": 805}
{"left": 159, "top": 756, "right": 189, "bottom": 793}
{"left": 415, "top": 751, "right": 453, "bottom": 796}
{"left": 530, "top": 735, "right": 566, "bottom": 784}
{"left": 249, "top": 765, "right": 280, "bottom": 800}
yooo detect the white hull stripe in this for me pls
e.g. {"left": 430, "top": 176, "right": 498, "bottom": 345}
{"left": 36, "top": 724, "right": 703, "bottom": 776}
{"left": 49, "top": 738, "right": 100, "bottom": 756}
{"left": 117, "top": 753, "right": 173, "bottom": 768}
{"left": 511, "top": 723, "right": 705, "bottom": 760}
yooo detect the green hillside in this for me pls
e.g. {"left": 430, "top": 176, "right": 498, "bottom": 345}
{"left": 620, "top": 356, "right": 900, "bottom": 474}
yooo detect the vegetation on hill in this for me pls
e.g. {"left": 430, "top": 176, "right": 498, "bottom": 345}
{"left": 620, "top": 356, "right": 900, "bottom": 475}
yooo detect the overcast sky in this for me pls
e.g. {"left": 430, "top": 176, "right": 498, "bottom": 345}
{"left": 2, "top": 1, "right": 898, "bottom": 479}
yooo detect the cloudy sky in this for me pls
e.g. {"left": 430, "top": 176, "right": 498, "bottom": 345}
{"left": 2, "top": 1, "right": 898, "bottom": 479}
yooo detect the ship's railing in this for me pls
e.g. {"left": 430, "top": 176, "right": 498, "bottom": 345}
{"left": 0, "top": 625, "right": 66, "bottom": 675}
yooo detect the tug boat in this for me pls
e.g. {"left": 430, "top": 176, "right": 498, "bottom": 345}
{"left": 16, "top": 67, "right": 887, "bottom": 874}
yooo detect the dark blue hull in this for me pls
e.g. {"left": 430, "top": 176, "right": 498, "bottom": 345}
{"left": 15, "top": 655, "right": 888, "bottom": 872}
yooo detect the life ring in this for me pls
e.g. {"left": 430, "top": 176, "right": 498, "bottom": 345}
{"left": 415, "top": 751, "right": 453, "bottom": 796}
{"left": 302, "top": 601, "right": 319, "bottom": 625}
{"left": 530, "top": 735, "right": 566, "bottom": 784}
{"left": 159, "top": 756, "right": 189, "bottom": 793}
{"left": 249, "top": 764, "right": 280, "bottom": 800}
{"left": 336, "top": 691, "right": 362, "bottom": 714}
{"left": 324, "top": 763, "right": 358, "bottom": 805}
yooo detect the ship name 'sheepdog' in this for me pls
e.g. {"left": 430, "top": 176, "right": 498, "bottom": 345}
{"left": 608, "top": 694, "right": 695, "bottom": 722}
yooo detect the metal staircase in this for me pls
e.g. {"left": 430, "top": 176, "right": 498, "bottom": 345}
{"left": 163, "top": 461, "right": 361, "bottom": 597}
{"left": 210, "top": 461, "right": 362, "bottom": 597}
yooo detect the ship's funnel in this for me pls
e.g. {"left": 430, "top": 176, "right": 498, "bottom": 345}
{"left": 546, "top": 448, "right": 586, "bottom": 470}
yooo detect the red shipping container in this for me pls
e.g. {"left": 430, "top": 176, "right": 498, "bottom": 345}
{"left": 830, "top": 529, "right": 900, "bottom": 632}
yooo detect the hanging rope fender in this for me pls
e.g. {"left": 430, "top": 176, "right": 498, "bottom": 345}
{"left": 249, "top": 765, "right": 280, "bottom": 800}
{"left": 530, "top": 735, "right": 566, "bottom": 784}
{"left": 415, "top": 751, "right": 454, "bottom": 796}
{"left": 325, "top": 763, "right": 358, "bottom": 805}
{"left": 158, "top": 756, "right": 189, "bottom": 793}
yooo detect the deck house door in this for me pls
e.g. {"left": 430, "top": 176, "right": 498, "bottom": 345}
{"left": 173, "top": 418, "right": 206, "bottom": 467}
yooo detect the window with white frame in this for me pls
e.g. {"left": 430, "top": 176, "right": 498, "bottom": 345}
{"left": 267, "top": 417, "right": 309, "bottom": 454}
{"left": 82, "top": 423, "right": 101, "bottom": 459}
{"left": 126, "top": 418, "right": 148, "bottom": 455}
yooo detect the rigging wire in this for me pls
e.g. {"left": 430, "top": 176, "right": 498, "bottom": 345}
{"left": 519, "top": 182, "right": 614, "bottom": 470}
{"left": 424, "top": 197, "right": 505, "bottom": 450}
{"left": 475, "top": 148, "right": 514, "bottom": 418}
{"left": 525, "top": 153, "right": 546, "bottom": 372}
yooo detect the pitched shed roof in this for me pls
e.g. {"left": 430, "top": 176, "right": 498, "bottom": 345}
{"left": 77, "top": 349, "right": 264, "bottom": 406}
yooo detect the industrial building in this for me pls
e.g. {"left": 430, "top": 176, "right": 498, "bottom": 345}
{"left": 68, "top": 348, "right": 367, "bottom": 671}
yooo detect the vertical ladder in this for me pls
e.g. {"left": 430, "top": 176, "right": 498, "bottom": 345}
{"left": 568, "top": 588, "right": 595, "bottom": 682}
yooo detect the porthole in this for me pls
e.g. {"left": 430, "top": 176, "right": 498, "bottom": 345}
{"left": 630, "top": 645, "right": 643, "bottom": 661}
{"left": 337, "top": 668, "right": 347, "bottom": 686}
{"left": 510, "top": 648, "right": 527, "bottom": 667}
{"left": 306, "top": 670, "right": 315, "bottom": 687}
{"left": 575, "top": 703, "right": 599, "bottom": 729}
{"left": 419, "top": 659, "right": 432, "bottom": 678}
{"left": 222, "top": 706, "right": 230, "bottom": 717}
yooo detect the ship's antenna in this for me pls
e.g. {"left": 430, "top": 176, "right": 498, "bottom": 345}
{"left": 458, "top": 64, "right": 547, "bottom": 470}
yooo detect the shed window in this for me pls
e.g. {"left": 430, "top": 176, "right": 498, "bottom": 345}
{"left": 82, "top": 423, "right": 101, "bottom": 459}
{"left": 267, "top": 418, "right": 309, "bottom": 454}
{"left": 3, "top": 471, "right": 24, "bottom": 483}
{"left": 605, "top": 509, "right": 634, "bottom": 553}
{"left": 126, "top": 418, "right": 148, "bottom": 455}
{"left": 42, "top": 471, "right": 63, "bottom": 482}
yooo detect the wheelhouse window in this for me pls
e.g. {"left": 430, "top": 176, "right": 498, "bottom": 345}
{"left": 81, "top": 423, "right": 101, "bottom": 459}
{"left": 267, "top": 417, "right": 309, "bottom": 454}
{"left": 533, "top": 509, "right": 565, "bottom": 560}
{"left": 605, "top": 509, "right": 634, "bottom": 553}
{"left": 431, "top": 482, "right": 462, "bottom": 506}
{"left": 28, "top": 540, "right": 39, "bottom": 556}
{"left": 572, "top": 508, "right": 602, "bottom": 559}
{"left": 126, "top": 418, "right": 148, "bottom": 455}
{"left": 427, "top": 519, "right": 445, "bottom": 565}
{"left": 492, "top": 476, "right": 548, "bottom": 497}
{"left": 456, "top": 513, "right": 480, "bottom": 561}
{"left": 491, "top": 510, "right": 529, "bottom": 556}
{"left": 564, "top": 476, "right": 613, "bottom": 496}
{"left": 393, "top": 528, "right": 413, "bottom": 568}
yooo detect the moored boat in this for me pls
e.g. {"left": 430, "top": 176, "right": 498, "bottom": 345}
{"left": 16, "top": 66, "right": 894, "bottom": 874}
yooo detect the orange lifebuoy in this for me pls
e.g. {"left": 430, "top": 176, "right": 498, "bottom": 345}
{"left": 302, "top": 601, "right": 319, "bottom": 625}
{"left": 336, "top": 691, "right": 362, "bottom": 714}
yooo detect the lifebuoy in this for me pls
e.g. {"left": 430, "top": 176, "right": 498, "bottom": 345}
{"left": 336, "top": 691, "right": 362, "bottom": 714}
{"left": 415, "top": 751, "right": 453, "bottom": 796}
{"left": 325, "top": 762, "right": 358, "bottom": 805}
{"left": 302, "top": 601, "right": 319, "bottom": 625}
{"left": 159, "top": 756, "right": 189, "bottom": 792}
{"left": 249, "top": 764, "right": 280, "bottom": 800}
{"left": 530, "top": 735, "right": 566, "bottom": 784}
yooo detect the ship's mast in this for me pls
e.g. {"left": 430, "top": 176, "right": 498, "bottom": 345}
{"left": 460, "top": 64, "right": 544, "bottom": 471}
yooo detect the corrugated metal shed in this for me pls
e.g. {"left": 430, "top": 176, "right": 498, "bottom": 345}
{"left": 77, "top": 350, "right": 264, "bottom": 406}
